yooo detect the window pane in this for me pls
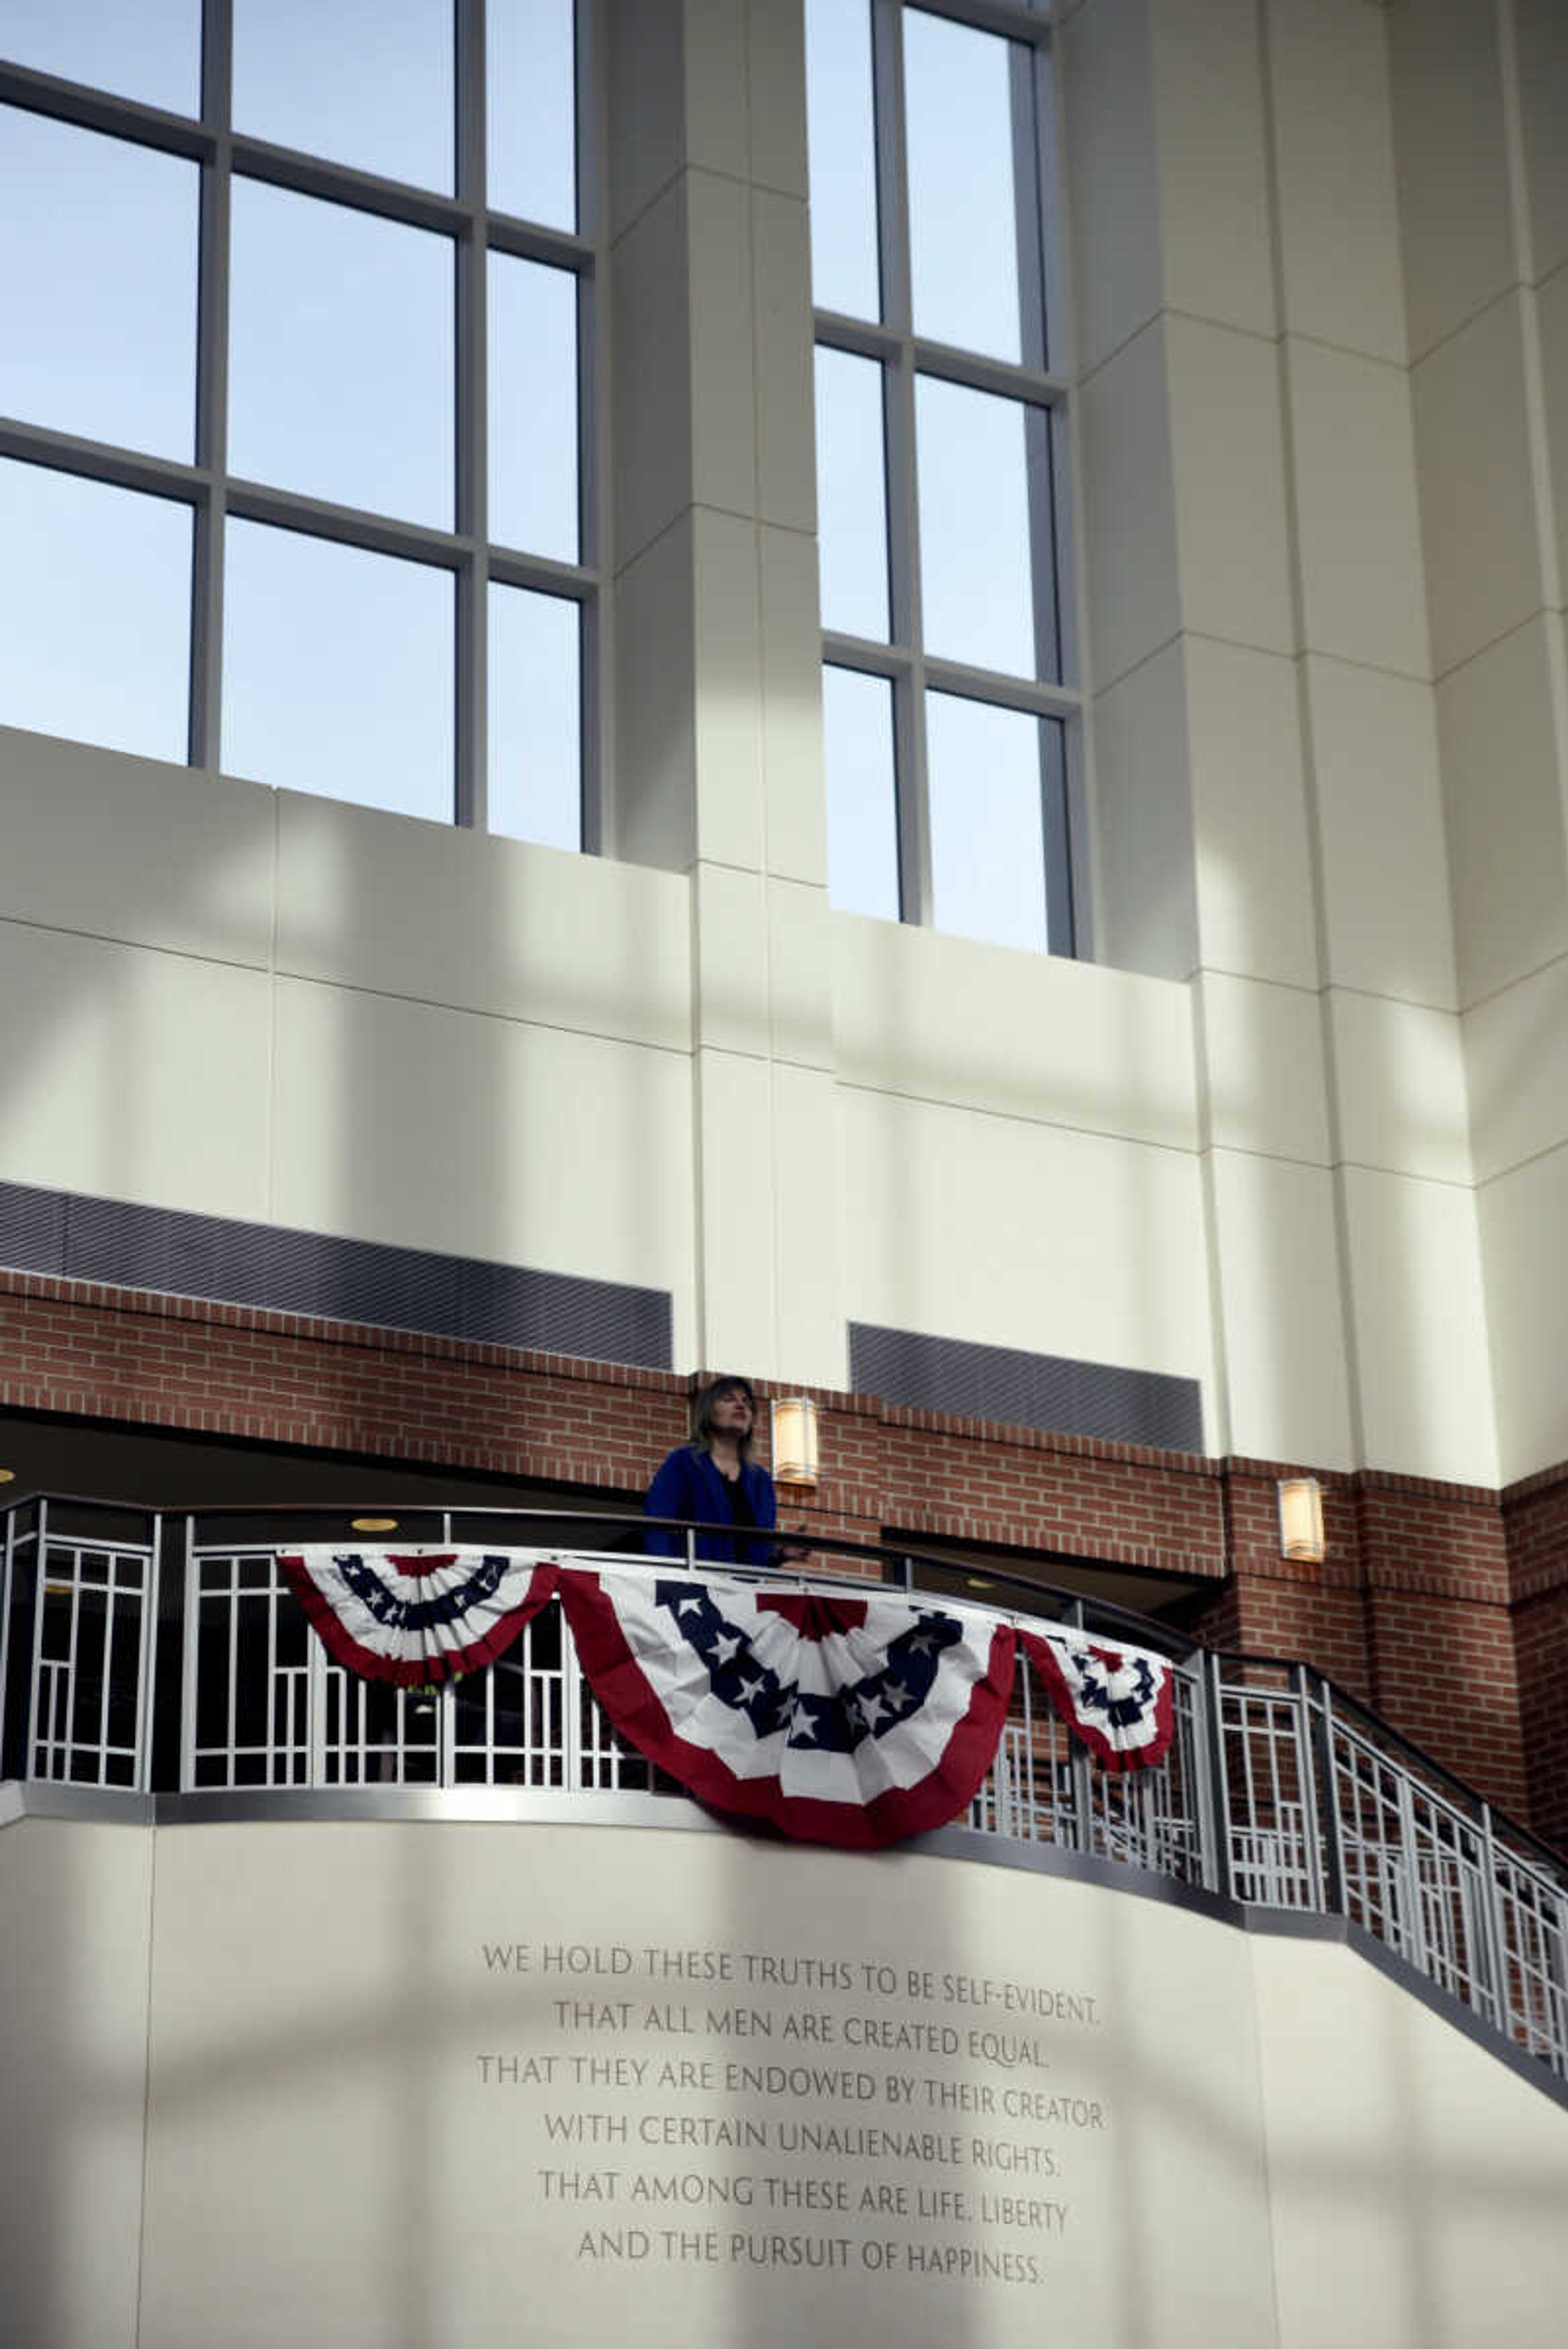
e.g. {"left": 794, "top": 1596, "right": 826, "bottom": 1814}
{"left": 814, "top": 348, "right": 889, "bottom": 642}
{"left": 223, "top": 522, "right": 454, "bottom": 820}
{"left": 0, "top": 107, "right": 198, "bottom": 459}
{"left": 0, "top": 460, "right": 191, "bottom": 762}
{"left": 904, "top": 9, "right": 1024, "bottom": 363}
{"left": 488, "top": 585, "right": 579, "bottom": 848}
{"left": 927, "top": 693, "right": 1054, "bottom": 955}
{"left": 803, "top": 0, "right": 879, "bottom": 320}
{"left": 229, "top": 179, "right": 454, "bottom": 528}
{"left": 824, "top": 667, "right": 899, "bottom": 922}
{"left": 488, "top": 0, "right": 576, "bottom": 229}
{"left": 0, "top": 0, "right": 200, "bottom": 115}
{"left": 488, "top": 253, "right": 578, "bottom": 561}
{"left": 233, "top": 0, "right": 455, "bottom": 192}
{"left": 916, "top": 374, "right": 1048, "bottom": 680}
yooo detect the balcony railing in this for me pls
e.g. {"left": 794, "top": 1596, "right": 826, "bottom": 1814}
{"left": 4, "top": 1492, "right": 1566, "bottom": 2090}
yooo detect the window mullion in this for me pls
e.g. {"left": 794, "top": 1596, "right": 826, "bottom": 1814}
{"left": 455, "top": 0, "right": 487, "bottom": 830}
{"left": 871, "top": 0, "right": 930, "bottom": 928}
{"left": 189, "top": 0, "right": 233, "bottom": 771}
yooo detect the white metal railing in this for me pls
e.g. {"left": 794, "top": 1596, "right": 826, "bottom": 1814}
{"left": 2, "top": 1497, "right": 1566, "bottom": 2088}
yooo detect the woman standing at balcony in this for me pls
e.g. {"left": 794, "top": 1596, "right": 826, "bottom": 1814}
{"left": 644, "top": 1376, "right": 778, "bottom": 1567}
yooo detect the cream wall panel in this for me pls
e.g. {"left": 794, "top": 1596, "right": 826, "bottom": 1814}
{"left": 746, "top": 0, "right": 809, "bottom": 199}
{"left": 610, "top": 182, "right": 691, "bottom": 569}
{"left": 1479, "top": 1140, "right": 1568, "bottom": 1483}
{"left": 1187, "top": 637, "right": 1319, "bottom": 992}
{"left": 1287, "top": 337, "right": 1429, "bottom": 679}
{"left": 1437, "top": 614, "right": 1568, "bottom": 1008}
{"left": 1328, "top": 990, "right": 1471, "bottom": 1185}
{"left": 751, "top": 189, "right": 815, "bottom": 535}
{"left": 683, "top": 0, "right": 749, "bottom": 185}
{"left": 1387, "top": 0, "right": 1515, "bottom": 361}
{"left": 693, "top": 1045, "right": 776, "bottom": 1372}
{"left": 1165, "top": 314, "right": 1294, "bottom": 659}
{"left": 0, "top": 1821, "right": 151, "bottom": 2349}
{"left": 0, "top": 729, "right": 274, "bottom": 969}
{"left": 1307, "top": 655, "right": 1457, "bottom": 1008}
{"left": 606, "top": 0, "right": 684, "bottom": 238}
{"left": 770, "top": 1059, "right": 846, "bottom": 1389}
{"left": 1196, "top": 972, "right": 1330, "bottom": 1165}
{"left": 833, "top": 910, "right": 1199, "bottom": 1153}
{"left": 271, "top": 978, "right": 695, "bottom": 1303}
{"left": 1540, "top": 263, "right": 1568, "bottom": 599}
{"left": 757, "top": 523, "right": 827, "bottom": 887}
{"left": 275, "top": 794, "right": 691, "bottom": 1050}
{"left": 1091, "top": 640, "right": 1198, "bottom": 981}
{"left": 136, "top": 1823, "right": 1280, "bottom": 2349}
{"left": 1253, "top": 1932, "right": 1568, "bottom": 2349}
{"left": 1339, "top": 1164, "right": 1498, "bottom": 1485}
{"left": 1060, "top": 0, "right": 1163, "bottom": 377}
{"left": 0, "top": 923, "right": 271, "bottom": 1219}
{"left": 766, "top": 877, "right": 833, "bottom": 1071}
{"left": 1516, "top": 0, "right": 1568, "bottom": 281}
{"left": 840, "top": 1084, "right": 1214, "bottom": 1398}
{"left": 1413, "top": 293, "right": 1544, "bottom": 679}
{"left": 687, "top": 169, "right": 757, "bottom": 522}
{"left": 693, "top": 860, "right": 768, "bottom": 1056}
{"left": 692, "top": 508, "right": 766, "bottom": 870}
{"left": 1464, "top": 953, "right": 1568, "bottom": 1184}
{"left": 1265, "top": 0, "right": 1404, "bottom": 364}
{"left": 1149, "top": 0, "right": 1277, "bottom": 340}
{"left": 1206, "top": 1147, "right": 1354, "bottom": 1468}
{"left": 612, "top": 515, "right": 698, "bottom": 872}
{"left": 1079, "top": 321, "right": 1180, "bottom": 689}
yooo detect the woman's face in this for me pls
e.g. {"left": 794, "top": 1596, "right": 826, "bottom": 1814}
{"left": 710, "top": 1385, "right": 754, "bottom": 1436}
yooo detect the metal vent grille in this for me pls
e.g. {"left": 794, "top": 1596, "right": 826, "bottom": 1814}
{"left": 849, "top": 1322, "right": 1203, "bottom": 1453}
{"left": 0, "top": 1181, "right": 673, "bottom": 1370}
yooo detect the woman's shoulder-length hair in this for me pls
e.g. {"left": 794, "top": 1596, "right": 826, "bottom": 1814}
{"left": 690, "top": 1374, "right": 758, "bottom": 1460}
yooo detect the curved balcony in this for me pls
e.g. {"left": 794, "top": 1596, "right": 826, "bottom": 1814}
{"left": 3, "top": 1490, "right": 1566, "bottom": 2099}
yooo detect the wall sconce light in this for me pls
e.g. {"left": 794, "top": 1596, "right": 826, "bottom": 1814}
{"left": 0, "top": 1467, "right": 14, "bottom": 1485}
{"left": 1277, "top": 1478, "right": 1324, "bottom": 1563}
{"left": 351, "top": 1517, "right": 399, "bottom": 1535}
{"left": 770, "top": 1397, "right": 820, "bottom": 1490}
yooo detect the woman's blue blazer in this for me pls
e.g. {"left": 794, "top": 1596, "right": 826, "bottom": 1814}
{"left": 643, "top": 1445, "right": 778, "bottom": 1566}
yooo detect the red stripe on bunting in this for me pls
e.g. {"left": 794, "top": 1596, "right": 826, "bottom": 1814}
{"left": 753, "top": 1592, "right": 870, "bottom": 1637}
{"left": 556, "top": 1568, "right": 1015, "bottom": 1848}
{"left": 277, "top": 1554, "right": 557, "bottom": 1688}
{"left": 387, "top": 1552, "right": 458, "bottom": 1581}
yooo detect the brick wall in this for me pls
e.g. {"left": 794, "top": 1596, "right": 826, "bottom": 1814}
{"left": 2, "top": 1268, "right": 1563, "bottom": 1840}
{"left": 1505, "top": 1465, "right": 1568, "bottom": 1850}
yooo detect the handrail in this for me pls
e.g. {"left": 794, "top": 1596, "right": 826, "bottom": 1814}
{"left": 5, "top": 1489, "right": 1203, "bottom": 1659}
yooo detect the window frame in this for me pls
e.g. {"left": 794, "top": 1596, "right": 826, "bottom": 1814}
{"left": 813, "top": 0, "right": 1085, "bottom": 955}
{"left": 0, "top": 0, "right": 603, "bottom": 846}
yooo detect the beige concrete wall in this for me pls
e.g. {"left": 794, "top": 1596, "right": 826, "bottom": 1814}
{"left": 1386, "top": 0, "right": 1568, "bottom": 1485}
{"left": 5, "top": 1811, "right": 1568, "bottom": 2348}
{"left": 0, "top": 1816, "right": 152, "bottom": 2349}
{"left": 1252, "top": 1930, "right": 1568, "bottom": 2349}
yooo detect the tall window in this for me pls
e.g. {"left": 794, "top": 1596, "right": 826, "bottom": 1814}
{"left": 805, "top": 0, "right": 1076, "bottom": 955}
{"left": 0, "top": 1, "right": 594, "bottom": 849}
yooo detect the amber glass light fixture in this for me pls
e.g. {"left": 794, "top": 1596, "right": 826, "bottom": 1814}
{"left": 770, "top": 1397, "right": 820, "bottom": 1489}
{"left": 1277, "top": 1478, "right": 1325, "bottom": 1563}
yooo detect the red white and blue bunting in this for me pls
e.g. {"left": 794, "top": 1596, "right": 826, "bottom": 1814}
{"left": 1019, "top": 1628, "right": 1176, "bottom": 1773}
{"left": 278, "top": 1547, "right": 557, "bottom": 1688}
{"left": 559, "top": 1570, "right": 1015, "bottom": 1848}
{"left": 277, "top": 1551, "right": 1177, "bottom": 1842}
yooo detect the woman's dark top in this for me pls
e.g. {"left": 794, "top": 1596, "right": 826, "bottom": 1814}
{"left": 644, "top": 1444, "right": 777, "bottom": 1567}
